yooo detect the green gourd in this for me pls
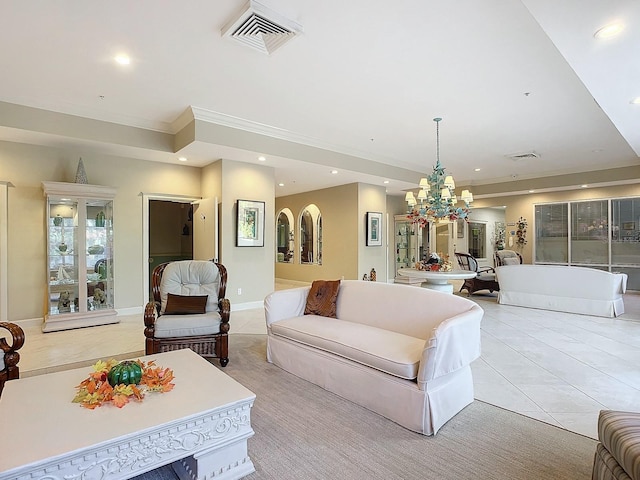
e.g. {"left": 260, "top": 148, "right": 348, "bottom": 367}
{"left": 107, "top": 360, "right": 143, "bottom": 386}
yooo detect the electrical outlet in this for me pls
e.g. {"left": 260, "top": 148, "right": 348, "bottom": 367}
{"left": 237, "top": 288, "right": 242, "bottom": 295}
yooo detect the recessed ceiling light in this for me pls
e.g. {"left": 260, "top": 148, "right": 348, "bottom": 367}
{"left": 528, "top": 190, "right": 535, "bottom": 193}
{"left": 594, "top": 23, "right": 624, "bottom": 39}
{"left": 630, "top": 97, "right": 640, "bottom": 105}
{"left": 258, "top": 156, "right": 266, "bottom": 161}
{"left": 581, "top": 184, "right": 588, "bottom": 188}
{"left": 114, "top": 54, "right": 131, "bottom": 65}
{"left": 474, "top": 168, "right": 481, "bottom": 172}
{"left": 383, "top": 180, "right": 389, "bottom": 184}
{"left": 278, "top": 183, "right": 284, "bottom": 187}
{"left": 178, "top": 157, "right": 187, "bottom": 162}
{"left": 330, "top": 170, "right": 338, "bottom": 174}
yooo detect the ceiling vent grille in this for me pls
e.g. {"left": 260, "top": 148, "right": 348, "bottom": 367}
{"left": 506, "top": 151, "right": 541, "bottom": 160}
{"left": 221, "top": 1, "right": 302, "bottom": 55}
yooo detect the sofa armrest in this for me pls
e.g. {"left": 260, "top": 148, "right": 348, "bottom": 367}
{"left": 417, "top": 305, "right": 483, "bottom": 389}
{"left": 264, "top": 287, "right": 310, "bottom": 327}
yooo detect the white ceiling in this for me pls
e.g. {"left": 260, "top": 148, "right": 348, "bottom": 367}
{"left": 0, "top": 0, "right": 638, "bottom": 197}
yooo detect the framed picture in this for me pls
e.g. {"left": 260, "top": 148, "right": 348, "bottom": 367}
{"left": 236, "top": 199, "right": 265, "bottom": 247}
{"left": 623, "top": 222, "right": 635, "bottom": 231}
{"left": 366, "top": 212, "right": 383, "bottom": 246}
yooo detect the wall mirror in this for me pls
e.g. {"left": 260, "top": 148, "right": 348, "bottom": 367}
{"left": 276, "top": 208, "right": 294, "bottom": 263}
{"left": 300, "top": 204, "right": 321, "bottom": 265}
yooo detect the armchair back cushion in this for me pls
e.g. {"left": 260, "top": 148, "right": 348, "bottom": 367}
{"left": 495, "top": 250, "right": 522, "bottom": 266}
{"left": 159, "top": 261, "right": 221, "bottom": 315}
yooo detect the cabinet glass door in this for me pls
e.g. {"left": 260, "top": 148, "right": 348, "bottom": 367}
{"left": 394, "top": 216, "right": 430, "bottom": 275}
{"left": 48, "top": 200, "right": 79, "bottom": 314}
{"left": 86, "top": 200, "right": 114, "bottom": 310}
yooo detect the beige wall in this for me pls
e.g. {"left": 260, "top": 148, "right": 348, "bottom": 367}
{"left": 275, "top": 184, "right": 360, "bottom": 282}
{"left": 1, "top": 141, "right": 202, "bottom": 321}
{"left": 357, "top": 183, "right": 388, "bottom": 281}
{"left": 473, "top": 183, "right": 640, "bottom": 263}
{"left": 218, "top": 159, "right": 275, "bottom": 305}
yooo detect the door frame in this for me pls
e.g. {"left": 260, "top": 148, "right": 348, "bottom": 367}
{"left": 0, "top": 182, "right": 11, "bottom": 321}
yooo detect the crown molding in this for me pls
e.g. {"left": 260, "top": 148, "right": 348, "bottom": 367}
{"left": 187, "top": 106, "right": 409, "bottom": 167}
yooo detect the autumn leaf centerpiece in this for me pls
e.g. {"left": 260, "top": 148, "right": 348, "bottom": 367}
{"left": 73, "top": 358, "right": 175, "bottom": 409}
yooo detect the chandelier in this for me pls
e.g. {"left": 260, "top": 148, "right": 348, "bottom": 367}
{"left": 405, "top": 117, "right": 473, "bottom": 226}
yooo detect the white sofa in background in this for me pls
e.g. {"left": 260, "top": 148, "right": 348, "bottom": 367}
{"left": 264, "top": 280, "right": 483, "bottom": 435}
{"left": 496, "top": 264, "right": 627, "bottom": 317}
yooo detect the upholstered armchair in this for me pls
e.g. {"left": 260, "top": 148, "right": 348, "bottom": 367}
{"left": 144, "top": 260, "right": 230, "bottom": 366}
{"left": 0, "top": 322, "right": 25, "bottom": 396}
{"left": 454, "top": 252, "right": 500, "bottom": 296}
{"left": 495, "top": 249, "right": 523, "bottom": 267}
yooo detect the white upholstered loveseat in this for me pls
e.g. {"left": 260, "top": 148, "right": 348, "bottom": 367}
{"left": 264, "top": 280, "right": 483, "bottom": 435}
{"left": 496, "top": 264, "right": 627, "bottom": 317}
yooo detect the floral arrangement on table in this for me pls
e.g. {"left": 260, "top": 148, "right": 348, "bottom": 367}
{"left": 515, "top": 217, "right": 528, "bottom": 250}
{"left": 73, "top": 359, "right": 175, "bottom": 409}
{"left": 415, "top": 252, "right": 453, "bottom": 272}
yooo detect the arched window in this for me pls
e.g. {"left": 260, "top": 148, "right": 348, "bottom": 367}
{"left": 276, "top": 208, "right": 294, "bottom": 263}
{"left": 299, "top": 204, "right": 321, "bottom": 265}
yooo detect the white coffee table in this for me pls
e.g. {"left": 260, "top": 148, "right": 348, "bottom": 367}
{"left": 397, "top": 268, "right": 477, "bottom": 294}
{"left": 0, "top": 348, "right": 255, "bottom": 480}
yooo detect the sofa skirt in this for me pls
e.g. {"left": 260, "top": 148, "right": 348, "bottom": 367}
{"left": 267, "top": 333, "right": 474, "bottom": 435}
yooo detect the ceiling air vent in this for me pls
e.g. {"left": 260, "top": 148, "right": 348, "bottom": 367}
{"left": 506, "top": 151, "right": 541, "bottom": 161}
{"left": 221, "top": 1, "right": 302, "bottom": 55}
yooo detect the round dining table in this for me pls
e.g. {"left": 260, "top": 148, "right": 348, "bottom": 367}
{"left": 396, "top": 268, "right": 477, "bottom": 294}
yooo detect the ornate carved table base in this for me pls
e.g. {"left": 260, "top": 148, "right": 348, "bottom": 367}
{"left": 0, "top": 349, "right": 255, "bottom": 480}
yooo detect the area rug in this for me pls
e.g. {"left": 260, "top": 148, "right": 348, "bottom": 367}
{"left": 134, "top": 334, "right": 597, "bottom": 480}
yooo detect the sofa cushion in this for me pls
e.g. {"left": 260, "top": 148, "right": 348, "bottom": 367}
{"left": 598, "top": 410, "right": 640, "bottom": 480}
{"left": 155, "top": 312, "right": 221, "bottom": 338}
{"left": 304, "top": 280, "right": 341, "bottom": 318}
{"left": 270, "top": 315, "right": 424, "bottom": 379}
{"left": 164, "top": 293, "right": 208, "bottom": 315}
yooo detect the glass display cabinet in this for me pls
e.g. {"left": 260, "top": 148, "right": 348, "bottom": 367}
{"left": 42, "top": 181, "right": 118, "bottom": 332}
{"left": 394, "top": 214, "right": 429, "bottom": 276}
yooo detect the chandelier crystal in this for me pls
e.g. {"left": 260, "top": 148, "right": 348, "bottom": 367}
{"left": 406, "top": 117, "right": 472, "bottom": 225}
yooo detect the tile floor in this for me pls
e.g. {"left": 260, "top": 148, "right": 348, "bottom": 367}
{"left": 13, "top": 280, "right": 640, "bottom": 440}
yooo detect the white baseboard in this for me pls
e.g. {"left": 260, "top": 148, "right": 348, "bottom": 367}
{"left": 232, "top": 301, "right": 264, "bottom": 311}
{"left": 10, "top": 303, "right": 260, "bottom": 330}
{"left": 117, "top": 306, "right": 143, "bottom": 316}
{"left": 275, "top": 278, "right": 311, "bottom": 287}
{"left": 13, "top": 317, "right": 43, "bottom": 329}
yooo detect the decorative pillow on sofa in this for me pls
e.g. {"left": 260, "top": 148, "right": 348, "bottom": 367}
{"left": 164, "top": 293, "right": 208, "bottom": 315}
{"left": 304, "top": 280, "right": 341, "bottom": 318}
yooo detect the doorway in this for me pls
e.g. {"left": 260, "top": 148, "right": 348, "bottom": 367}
{"left": 148, "top": 200, "right": 193, "bottom": 300}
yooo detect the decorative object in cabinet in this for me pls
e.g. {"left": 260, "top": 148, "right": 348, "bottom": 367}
{"left": 42, "top": 181, "right": 117, "bottom": 332}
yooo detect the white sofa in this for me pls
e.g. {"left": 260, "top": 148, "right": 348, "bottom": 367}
{"left": 496, "top": 264, "right": 627, "bottom": 317}
{"left": 264, "top": 280, "right": 483, "bottom": 435}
